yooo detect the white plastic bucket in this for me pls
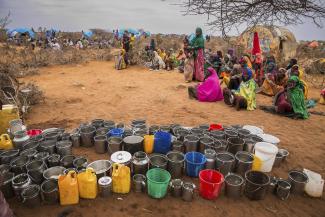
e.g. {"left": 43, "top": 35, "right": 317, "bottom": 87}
{"left": 254, "top": 142, "right": 278, "bottom": 172}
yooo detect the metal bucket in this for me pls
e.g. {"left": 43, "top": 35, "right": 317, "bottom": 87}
{"left": 80, "top": 125, "right": 96, "bottom": 147}
{"left": 34, "top": 152, "right": 49, "bottom": 162}
{"left": 107, "top": 137, "right": 123, "bottom": 155}
{"left": 0, "top": 149, "right": 20, "bottom": 165}
{"left": 21, "top": 184, "right": 41, "bottom": 207}
{"left": 172, "top": 140, "right": 184, "bottom": 153}
{"left": 20, "top": 148, "right": 37, "bottom": 160}
{"left": 41, "top": 179, "right": 59, "bottom": 204}
{"left": 224, "top": 130, "right": 238, "bottom": 140}
{"left": 26, "top": 160, "right": 47, "bottom": 184}
{"left": 149, "top": 154, "right": 168, "bottom": 169}
{"left": 166, "top": 151, "right": 184, "bottom": 178}
{"left": 234, "top": 151, "right": 254, "bottom": 177}
{"left": 243, "top": 135, "right": 263, "bottom": 153}
{"left": 159, "top": 125, "right": 171, "bottom": 133}
{"left": 94, "top": 135, "right": 107, "bottom": 154}
{"left": 73, "top": 156, "right": 88, "bottom": 170}
{"left": 0, "top": 164, "right": 10, "bottom": 174}
{"left": 91, "top": 119, "right": 104, "bottom": 129}
{"left": 244, "top": 170, "right": 270, "bottom": 200}
{"left": 12, "top": 173, "right": 31, "bottom": 201}
{"left": 273, "top": 152, "right": 283, "bottom": 168}
{"left": 9, "top": 119, "right": 23, "bottom": 135}
{"left": 279, "top": 149, "right": 289, "bottom": 161}
{"left": 184, "top": 135, "right": 199, "bottom": 153}
{"left": 47, "top": 154, "right": 61, "bottom": 167}
{"left": 276, "top": 179, "right": 291, "bottom": 200}
{"left": 38, "top": 140, "right": 56, "bottom": 154}
{"left": 132, "top": 151, "right": 149, "bottom": 175}
{"left": 56, "top": 141, "right": 72, "bottom": 157}
{"left": 204, "top": 149, "right": 216, "bottom": 169}
{"left": 103, "top": 120, "right": 115, "bottom": 129}
{"left": 199, "top": 137, "right": 214, "bottom": 153}
{"left": 169, "top": 179, "right": 183, "bottom": 197}
{"left": 182, "top": 182, "right": 196, "bottom": 202}
{"left": 44, "top": 131, "right": 60, "bottom": 141}
{"left": 96, "top": 127, "right": 109, "bottom": 136}
{"left": 98, "top": 176, "right": 112, "bottom": 198}
{"left": 132, "top": 174, "right": 146, "bottom": 193}
{"left": 87, "top": 160, "right": 112, "bottom": 179}
{"left": 213, "top": 140, "right": 227, "bottom": 153}
{"left": 215, "top": 151, "right": 235, "bottom": 176}
{"left": 10, "top": 155, "right": 30, "bottom": 174}
{"left": 191, "top": 128, "right": 204, "bottom": 137}
{"left": 60, "top": 155, "right": 75, "bottom": 168}
{"left": 209, "top": 131, "right": 225, "bottom": 140}
{"left": 43, "top": 166, "right": 65, "bottom": 181}
{"left": 70, "top": 133, "right": 81, "bottom": 148}
{"left": 238, "top": 129, "right": 251, "bottom": 139}
{"left": 149, "top": 125, "right": 160, "bottom": 135}
{"left": 225, "top": 173, "right": 244, "bottom": 198}
{"left": 123, "top": 136, "right": 144, "bottom": 155}
{"left": 175, "top": 128, "right": 190, "bottom": 141}
{"left": 227, "top": 137, "right": 244, "bottom": 155}
{"left": 0, "top": 172, "right": 14, "bottom": 198}
{"left": 288, "top": 170, "right": 308, "bottom": 195}
{"left": 22, "top": 140, "right": 39, "bottom": 151}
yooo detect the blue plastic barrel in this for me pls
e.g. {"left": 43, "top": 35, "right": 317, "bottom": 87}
{"left": 185, "top": 152, "right": 207, "bottom": 177}
{"left": 154, "top": 131, "right": 172, "bottom": 154}
{"left": 108, "top": 128, "right": 124, "bottom": 138}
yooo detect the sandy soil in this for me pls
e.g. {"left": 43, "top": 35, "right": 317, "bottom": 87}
{"left": 9, "top": 61, "right": 325, "bottom": 217}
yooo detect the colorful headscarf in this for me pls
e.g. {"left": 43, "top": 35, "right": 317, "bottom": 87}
{"left": 242, "top": 67, "right": 253, "bottom": 81}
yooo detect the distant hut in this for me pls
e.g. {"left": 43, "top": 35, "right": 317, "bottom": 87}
{"left": 238, "top": 25, "right": 298, "bottom": 61}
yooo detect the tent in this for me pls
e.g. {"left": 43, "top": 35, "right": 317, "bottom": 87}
{"left": 7, "top": 28, "right": 35, "bottom": 39}
{"left": 83, "top": 30, "right": 93, "bottom": 38}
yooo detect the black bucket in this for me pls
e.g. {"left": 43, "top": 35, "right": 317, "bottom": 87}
{"left": 244, "top": 170, "right": 270, "bottom": 200}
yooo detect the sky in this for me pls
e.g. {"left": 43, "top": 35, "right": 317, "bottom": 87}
{"left": 0, "top": 0, "right": 324, "bottom": 40}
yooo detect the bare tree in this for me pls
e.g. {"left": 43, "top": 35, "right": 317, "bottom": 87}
{"left": 0, "top": 12, "right": 11, "bottom": 29}
{"left": 180, "top": 0, "right": 325, "bottom": 37}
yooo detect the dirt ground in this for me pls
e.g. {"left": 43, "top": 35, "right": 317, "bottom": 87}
{"left": 9, "top": 61, "right": 325, "bottom": 217}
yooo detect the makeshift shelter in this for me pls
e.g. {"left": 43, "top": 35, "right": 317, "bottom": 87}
{"left": 238, "top": 26, "right": 298, "bottom": 61}
{"left": 83, "top": 30, "right": 93, "bottom": 38}
{"left": 7, "top": 28, "right": 35, "bottom": 39}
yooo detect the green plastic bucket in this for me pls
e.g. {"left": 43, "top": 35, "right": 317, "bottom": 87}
{"left": 146, "top": 168, "right": 171, "bottom": 199}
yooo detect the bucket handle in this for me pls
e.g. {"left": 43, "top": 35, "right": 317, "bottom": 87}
{"left": 276, "top": 187, "right": 290, "bottom": 200}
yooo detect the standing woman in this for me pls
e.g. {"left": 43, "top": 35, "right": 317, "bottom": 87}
{"left": 190, "top": 27, "right": 205, "bottom": 81}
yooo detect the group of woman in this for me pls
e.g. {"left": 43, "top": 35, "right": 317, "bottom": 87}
{"left": 184, "top": 27, "right": 310, "bottom": 119}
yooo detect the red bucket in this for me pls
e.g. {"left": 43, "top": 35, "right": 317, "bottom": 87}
{"left": 208, "top": 124, "right": 223, "bottom": 131}
{"left": 199, "top": 169, "right": 224, "bottom": 200}
{"left": 27, "top": 129, "right": 43, "bottom": 137}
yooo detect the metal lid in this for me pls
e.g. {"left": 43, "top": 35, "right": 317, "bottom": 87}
{"left": 98, "top": 176, "right": 112, "bottom": 185}
{"left": 258, "top": 133, "right": 280, "bottom": 145}
{"left": 110, "top": 151, "right": 132, "bottom": 164}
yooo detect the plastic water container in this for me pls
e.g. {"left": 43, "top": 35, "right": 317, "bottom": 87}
{"left": 185, "top": 152, "right": 206, "bottom": 177}
{"left": 144, "top": 135, "right": 154, "bottom": 154}
{"left": 154, "top": 131, "right": 172, "bottom": 154}
{"left": 77, "top": 168, "right": 98, "bottom": 199}
{"left": 199, "top": 169, "right": 224, "bottom": 200}
{"left": 58, "top": 171, "right": 79, "bottom": 205}
{"left": 112, "top": 163, "right": 131, "bottom": 194}
{"left": 254, "top": 142, "right": 278, "bottom": 172}
{"left": 146, "top": 168, "right": 171, "bottom": 199}
{"left": 0, "top": 134, "right": 13, "bottom": 150}
{"left": 108, "top": 128, "right": 124, "bottom": 138}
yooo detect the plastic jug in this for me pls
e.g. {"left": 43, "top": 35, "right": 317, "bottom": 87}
{"left": 58, "top": 171, "right": 79, "bottom": 205}
{"left": 144, "top": 135, "right": 154, "bottom": 154}
{"left": 0, "top": 134, "right": 13, "bottom": 150}
{"left": 112, "top": 163, "right": 131, "bottom": 194}
{"left": 77, "top": 168, "right": 98, "bottom": 199}
{"left": 303, "top": 168, "right": 324, "bottom": 198}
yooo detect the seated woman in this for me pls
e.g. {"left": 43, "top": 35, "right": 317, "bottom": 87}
{"left": 151, "top": 51, "right": 166, "bottom": 70}
{"left": 261, "top": 67, "right": 287, "bottom": 96}
{"left": 286, "top": 72, "right": 309, "bottom": 119}
{"left": 223, "top": 64, "right": 242, "bottom": 90}
{"left": 320, "top": 88, "right": 325, "bottom": 105}
{"left": 188, "top": 67, "right": 223, "bottom": 102}
{"left": 116, "top": 49, "right": 127, "bottom": 70}
{"left": 165, "top": 49, "right": 176, "bottom": 71}
{"left": 223, "top": 67, "right": 257, "bottom": 111}
{"left": 289, "top": 65, "right": 308, "bottom": 99}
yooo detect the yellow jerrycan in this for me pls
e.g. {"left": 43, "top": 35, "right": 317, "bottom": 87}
{"left": 58, "top": 170, "right": 79, "bottom": 205}
{"left": 0, "top": 134, "right": 14, "bottom": 150}
{"left": 77, "top": 167, "right": 98, "bottom": 199}
{"left": 112, "top": 163, "right": 131, "bottom": 194}
{"left": 144, "top": 135, "right": 154, "bottom": 154}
